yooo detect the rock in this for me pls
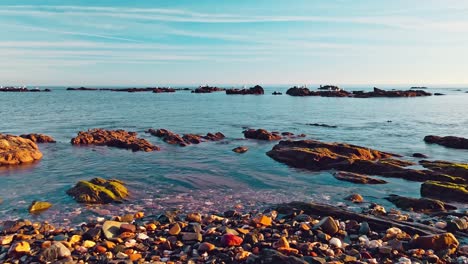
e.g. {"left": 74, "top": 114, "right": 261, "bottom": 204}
{"left": 66, "top": 178, "right": 128, "bottom": 203}
{"left": 82, "top": 240, "right": 96, "bottom": 248}
{"left": 353, "top": 88, "right": 431, "bottom": 98}
{"left": 146, "top": 128, "right": 225, "bottom": 146}
{"left": 120, "top": 224, "right": 136, "bottom": 233}
{"left": 186, "top": 212, "right": 202, "bottom": 223}
{"left": 221, "top": 234, "right": 243, "bottom": 247}
{"left": 424, "top": 135, "right": 468, "bottom": 149}
{"left": 254, "top": 215, "right": 272, "bottom": 227}
{"left": 198, "top": 242, "right": 215, "bottom": 252}
{"left": 232, "top": 146, "right": 249, "bottom": 153}
{"left": 40, "top": 242, "right": 71, "bottom": 262}
{"left": 314, "top": 216, "right": 339, "bottom": 236}
{"left": 169, "top": 223, "right": 181, "bottom": 235}
{"left": 192, "top": 86, "right": 225, "bottom": 93}
{"left": 307, "top": 123, "right": 337, "bottom": 128}
{"left": 411, "top": 233, "right": 459, "bottom": 253}
{"left": 152, "top": 88, "right": 176, "bottom": 93}
{"left": 359, "top": 222, "right": 370, "bottom": 235}
{"left": 256, "top": 248, "right": 308, "bottom": 264}
{"left": 334, "top": 171, "right": 387, "bottom": 184}
{"left": 102, "top": 221, "right": 124, "bottom": 240}
{"left": 243, "top": 129, "right": 282, "bottom": 141}
{"left": 19, "top": 133, "right": 56, "bottom": 143}
{"left": 412, "top": 153, "right": 428, "bottom": 158}
{"left": 286, "top": 86, "right": 351, "bottom": 97}
{"left": 182, "top": 232, "right": 202, "bottom": 242}
{"left": 446, "top": 218, "right": 468, "bottom": 232}
{"left": 267, "top": 139, "right": 396, "bottom": 171}
{"left": 226, "top": 85, "right": 264, "bottom": 95}
{"left": 272, "top": 91, "right": 282, "bottom": 95}
{"left": 421, "top": 181, "right": 468, "bottom": 202}
{"left": 9, "top": 241, "right": 30, "bottom": 255}
{"left": 0, "top": 134, "right": 43, "bottom": 165}
{"left": 385, "top": 194, "right": 457, "bottom": 213}
{"left": 329, "top": 237, "right": 342, "bottom": 248}
{"left": 28, "top": 201, "right": 52, "bottom": 214}
{"left": 71, "top": 128, "right": 159, "bottom": 152}
{"left": 344, "top": 194, "right": 364, "bottom": 203}
{"left": 419, "top": 160, "right": 468, "bottom": 179}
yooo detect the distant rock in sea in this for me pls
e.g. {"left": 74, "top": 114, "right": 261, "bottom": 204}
{"left": 424, "top": 135, "right": 468, "bottom": 149}
{"left": 192, "top": 86, "right": 225, "bottom": 93}
{"left": 226, "top": 85, "right": 264, "bottom": 95}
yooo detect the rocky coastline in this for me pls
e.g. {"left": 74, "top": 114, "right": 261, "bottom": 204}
{"left": 1, "top": 128, "right": 467, "bottom": 263}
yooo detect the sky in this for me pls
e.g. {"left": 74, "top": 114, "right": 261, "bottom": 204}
{"left": 1, "top": 0, "right": 468, "bottom": 86}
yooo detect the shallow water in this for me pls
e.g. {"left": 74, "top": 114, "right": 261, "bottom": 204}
{"left": 1, "top": 86, "right": 467, "bottom": 223}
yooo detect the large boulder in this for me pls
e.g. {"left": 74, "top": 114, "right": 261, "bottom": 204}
{"left": 421, "top": 181, "right": 468, "bottom": 203}
{"left": 71, "top": 129, "right": 159, "bottom": 152}
{"left": 20, "top": 133, "right": 56, "bottom": 143}
{"left": 0, "top": 134, "right": 43, "bottom": 165}
{"left": 243, "top": 129, "right": 282, "bottom": 141}
{"left": 66, "top": 178, "right": 128, "bottom": 204}
{"left": 411, "top": 233, "right": 459, "bottom": 253}
{"left": 424, "top": 135, "right": 468, "bottom": 149}
{"left": 385, "top": 194, "right": 456, "bottom": 213}
{"left": 286, "top": 87, "right": 312, "bottom": 96}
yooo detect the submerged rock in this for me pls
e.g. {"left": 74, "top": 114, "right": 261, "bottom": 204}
{"left": 146, "top": 128, "right": 225, "bottom": 146}
{"left": 421, "top": 181, "right": 468, "bottom": 202}
{"left": 385, "top": 194, "right": 456, "bottom": 213}
{"left": 243, "top": 129, "right": 282, "bottom": 141}
{"left": 232, "top": 146, "right": 249, "bottom": 153}
{"left": 333, "top": 171, "right": 387, "bottom": 184}
{"left": 226, "top": 85, "right": 264, "bottom": 95}
{"left": 412, "top": 153, "right": 429, "bottom": 158}
{"left": 19, "top": 133, "right": 56, "bottom": 143}
{"left": 424, "top": 135, "right": 468, "bottom": 149}
{"left": 28, "top": 201, "right": 52, "bottom": 214}
{"left": 0, "top": 134, "right": 43, "bottom": 166}
{"left": 66, "top": 178, "right": 128, "bottom": 204}
{"left": 344, "top": 193, "right": 364, "bottom": 203}
{"left": 71, "top": 128, "right": 159, "bottom": 152}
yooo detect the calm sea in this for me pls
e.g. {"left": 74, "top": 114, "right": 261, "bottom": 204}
{"left": 1, "top": 85, "right": 467, "bottom": 224}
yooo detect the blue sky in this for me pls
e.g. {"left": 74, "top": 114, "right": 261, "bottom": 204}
{"left": 1, "top": 0, "right": 468, "bottom": 86}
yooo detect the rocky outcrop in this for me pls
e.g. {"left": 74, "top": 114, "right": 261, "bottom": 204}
{"left": 146, "top": 129, "right": 225, "bottom": 146}
{"left": 421, "top": 181, "right": 468, "bottom": 202}
{"left": 333, "top": 171, "right": 387, "bottom": 184}
{"left": 267, "top": 140, "right": 397, "bottom": 171}
{"left": 286, "top": 87, "right": 351, "bottom": 97}
{"left": 243, "top": 129, "right": 282, "bottom": 141}
{"left": 424, "top": 135, "right": 468, "bottom": 149}
{"left": 385, "top": 194, "right": 456, "bottom": 213}
{"left": 412, "top": 153, "right": 428, "bottom": 158}
{"left": 419, "top": 160, "right": 468, "bottom": 179}
{"left": 318, "top": 85, "right": 341, "bottom": 91}
{"left": 226, "top": 85, "right": 264, "bottom": 95}
{"left": 265, "top": 140, "right": 464, "bottom": 182}
{"left": 67, "top": 87, "right": 98, "bottom": 91}
{"left": 152, "top": 88, "right": 176, "bottom": 93}
{"left": 66, "top": 178, "right": 128, "bottom": 204}
{"left": 287, "top": 87, "right": 431, "bottom": 98}
{"left": 192, "top": 86, "right": 225, "bottom": 93}
{"left": 0, "top": 134, "right": 43, "bottom": 166}
{"left": 20, "top": 133, "right": 56, "bottom": 143}
{"left": 0, "top": 87, "right": 51, "bottom": 92}
{"left": 353, "top": 87, "right": 431, "bottom": 98}
{"left": 71, "top": 129, "right": 159, "bottom": 152}
{"left": 272, "top": 91, "right": 282, "bottom": 95}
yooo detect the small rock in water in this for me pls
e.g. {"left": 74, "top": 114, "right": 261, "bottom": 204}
{"left": 232, "top": 146, "right": 249, "bottom": 153}
{"left": 344, "top": 193, "right": 364, "bottom": 203}
{"left": 28, "top": 201, "right": 52, "bottom": 214}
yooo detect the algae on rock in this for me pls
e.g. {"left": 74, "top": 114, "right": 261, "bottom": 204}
{"left": 66, "top": 178, "right": 128, "bottom": 203}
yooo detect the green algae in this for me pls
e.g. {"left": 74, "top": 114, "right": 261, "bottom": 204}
{"left": 66, "top": 177, "right": 128, "bottom": 204}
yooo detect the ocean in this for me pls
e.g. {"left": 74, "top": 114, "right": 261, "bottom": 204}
{"left": 1, "top": 86, "right": 467, "bottom": 225}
